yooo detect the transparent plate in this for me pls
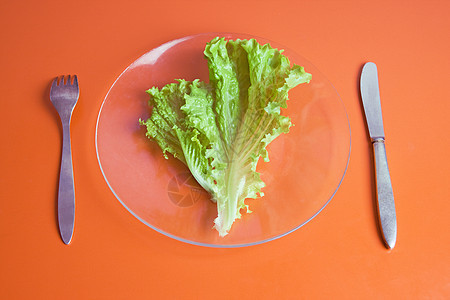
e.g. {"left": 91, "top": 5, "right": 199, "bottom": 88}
{"left": 95, "top": 32, "right": 351, "bottom": 247}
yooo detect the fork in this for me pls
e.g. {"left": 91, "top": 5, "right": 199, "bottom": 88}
{"left": 50, "top": 75, "right": 79, "bottom": 245}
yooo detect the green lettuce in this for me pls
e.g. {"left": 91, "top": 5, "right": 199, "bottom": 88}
{"left": 140, "top": 37, "right": 311, "bottom": 236}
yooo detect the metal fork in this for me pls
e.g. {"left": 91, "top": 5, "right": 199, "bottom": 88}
{"left": 50, "top": 75, "right": 79, "bottom": 245}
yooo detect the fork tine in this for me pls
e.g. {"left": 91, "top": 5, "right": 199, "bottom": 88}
{"left": 73, "top": 75, "right": 78, "bottom": 87}
{"left": 51, "top": 77, "right": 59, "bottom": 91}
{"left": 67, "top": 75, "right": 71, "bottom": 85}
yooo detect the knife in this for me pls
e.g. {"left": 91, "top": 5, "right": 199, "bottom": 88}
{"left": 360, "top": 62, "right": 397, "bottom": 249}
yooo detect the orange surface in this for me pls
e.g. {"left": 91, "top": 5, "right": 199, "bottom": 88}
{"left": 1, "top": 0, "right": 449, "bottom": 298}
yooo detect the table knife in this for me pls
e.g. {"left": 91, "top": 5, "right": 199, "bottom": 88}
{"left": 360, "top": 62, "right": 397, "bottom": 249}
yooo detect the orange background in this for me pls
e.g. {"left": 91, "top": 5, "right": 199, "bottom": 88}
{"left": 1, "top": 0, "right": 449, "bottom": 299}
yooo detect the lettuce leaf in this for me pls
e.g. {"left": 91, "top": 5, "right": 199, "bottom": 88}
{"left": 140, "top": 37, "right": 311, "bottom": 236}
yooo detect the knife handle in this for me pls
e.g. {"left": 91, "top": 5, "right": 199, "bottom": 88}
{"left": 58, "top": 123, "right": 75, "bottom": 245}
{"left": 372, "top": 138, "right": 397, "bottom": 249}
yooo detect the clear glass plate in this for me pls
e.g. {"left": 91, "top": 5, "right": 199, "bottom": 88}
{"left": 95, "top": 32, "right": 351, "bottom": 247}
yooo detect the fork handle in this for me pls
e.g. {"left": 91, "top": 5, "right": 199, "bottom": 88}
{"left": 58, "top": 122, "right": 75, "bottom": 244}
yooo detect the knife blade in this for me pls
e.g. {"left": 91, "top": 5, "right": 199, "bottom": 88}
{"left": 360, "top": 62, "right": 397, "bottom": 249}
